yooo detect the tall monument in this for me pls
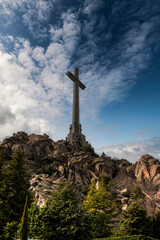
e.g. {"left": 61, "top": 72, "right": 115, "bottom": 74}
{"left": 66, "top": 68, "right": 87, "bottom": 146}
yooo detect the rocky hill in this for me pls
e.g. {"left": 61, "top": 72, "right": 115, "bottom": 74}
{"left": 1, "top": 131, "right": 160, "bottom": 216}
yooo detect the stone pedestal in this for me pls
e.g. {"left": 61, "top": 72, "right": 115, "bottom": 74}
{"left": 66, "top": 124, "right": 87, "bottom": 146}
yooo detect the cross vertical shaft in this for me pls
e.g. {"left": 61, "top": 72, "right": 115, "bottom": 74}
{"left": 72, "top": 68, "right": 79, "bottom": 133}
{"left": 66, "top": 67, "right": 87, "bottom": 146}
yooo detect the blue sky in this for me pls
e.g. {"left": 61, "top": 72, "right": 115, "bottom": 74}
{"left": 0, "top": 0, "right": 160, "bottom": 162}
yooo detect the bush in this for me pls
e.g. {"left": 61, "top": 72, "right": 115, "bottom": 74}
{"left": 130, "top": 186, "right": 145, "bottom": 200}
{"left": 81, "top": 143, "right": 97, "bottom": 156}
{"left": 94, "top": 235, "right": 158, "bottom": 240}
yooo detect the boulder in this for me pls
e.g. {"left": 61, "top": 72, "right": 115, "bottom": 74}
{"left": 135, "top": 155, "right": 160, "bottom": 183}
{"left": 120, "top": 188, "right": 130, "bottom": 197}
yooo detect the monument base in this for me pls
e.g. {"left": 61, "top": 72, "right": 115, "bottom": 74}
{"left": 66, "top": 124, "right": 87, "bottom": 146}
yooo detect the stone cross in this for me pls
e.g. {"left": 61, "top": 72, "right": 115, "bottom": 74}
{"left": 66, "top": 68, "right": 87, "bottom": 145}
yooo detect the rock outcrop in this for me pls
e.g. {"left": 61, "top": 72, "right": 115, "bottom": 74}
{"left": 1, "top": 131, "right": 160, "bottom": 215}
{"left": 135, "top": 155, "right": 160, "bottom": 184}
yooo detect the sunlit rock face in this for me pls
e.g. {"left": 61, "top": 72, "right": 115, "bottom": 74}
{"left": 1, "top": 131, "right": 160, "bottom": 215}
{"left": 135, "top": 155, "right": 160, "bottom": 183}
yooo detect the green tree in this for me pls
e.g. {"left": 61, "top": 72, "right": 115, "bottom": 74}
{"left": 84, "top": 176, "right": 118, "bottom": 238}
{"left": 3, "top": 221, "right": 18, "bottom": 240}
{"left": 28, "top": 201, "right": 40, "bottom": 238}
{"left": 101, "top": 152, "right": 107, "bottom": 158}
{"left": 19, "top": 195, "right": 28, "bottom": 240}
{"left": 119, "top": 202, "right": 152, "bottom": 236}
{"left": 81, "top": 143, "right": 97, "bottom": 156}
{"left": 0, "top": 150, "right": 7, "bottom": 239}
{"left": 0, "top": 150, "right": 31, "bottom": 240}
{"left": 4, "top": 151, "right": 30, "bottom": 223}
{"left": 152, "top": 211, "right": 160, "bottom": 239}
{"left": 28, "top": 181, "right": 92, "bottom": 240}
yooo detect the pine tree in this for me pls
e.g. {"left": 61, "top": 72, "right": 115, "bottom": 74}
{"left": 152, "top": 211, "right": 160, "bottom": 239}
{"left": 20, "top": 195, "right": 28, "bottom": 240}
{"left": 0, "top": 150, "right": 7, "bottom": 239}
{"left": 28, "top": 181, "right": 92, "bottom": 240}
{"left": 119, "top": 202, "right": 152, "bottom": 236}
{"left": 28, "top": 201, "right": 40, "bottom": 239}
{"left": 4, "top": 151, "right": 30, "bottom": 223}
{"left": 0, "top": 150, "right": 31, "bottom": 240}
{"left": 84, "top": 176, "right": 118, "bottom": 238}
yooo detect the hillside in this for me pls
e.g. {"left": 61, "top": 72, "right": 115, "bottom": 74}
{"left": 1, "top": 131, "right": 160, "bottom": 215}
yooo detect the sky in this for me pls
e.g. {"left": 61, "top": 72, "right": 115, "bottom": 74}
{"left": 0, "top": 0, "right": 160, "bottom": 162}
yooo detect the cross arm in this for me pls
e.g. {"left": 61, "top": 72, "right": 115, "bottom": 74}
{"left": 66, "top": 71, "right": 86, "bottom": 90}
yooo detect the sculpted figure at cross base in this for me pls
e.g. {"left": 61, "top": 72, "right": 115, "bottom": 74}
{"left": 66, "top": 68, "right": 87, "bottom": 146}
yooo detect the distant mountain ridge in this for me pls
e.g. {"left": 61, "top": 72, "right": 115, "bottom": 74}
{"left": 1, "top": 131, "right": 160, "bottom": 216}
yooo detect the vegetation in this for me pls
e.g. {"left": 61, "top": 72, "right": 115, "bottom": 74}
{"left": 94, "top": 236, "right": 158, "bottom": 240}
{"left": 0, "top": 149, "right": 159, "bottom": 240}
{"left": 0, "top": 150, "right": 31, "bottom": 240}
{"left": 152, "top": 211, "right": 160, "bottom": 239}
{"left": 28, "top": 181, "right": 92, "bottom": 240}
{"left": 19, "top": 195, "right": 29, "bottom": 240}
{"left": 28, "top": 200, "right": 40, "bottom": 238}
{"left": 81, "top": 143, "right": 98, "bottom": 156}
{"left": 101, "top": 152, "right": 107, "bottom": 158}
{"left": 130, "top": 186, "right": 145, "bottom": 200}
{"left": 119, "top": 202, "right": 152, "bottom": 237}
{"left": 84, "top": 175, "right": 119, "bottom": 238}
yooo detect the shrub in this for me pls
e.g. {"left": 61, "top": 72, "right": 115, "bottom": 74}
{"left": 94, "top": 235, "right": 157, "bottom": 239}
{"left": 119, "top": 202, "right": 152, "bottom": 236}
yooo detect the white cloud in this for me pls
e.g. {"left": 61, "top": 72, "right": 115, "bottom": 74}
{"left": 98, "top": 138, "right": 160, "bottom": 163}
{"left": 0, "top": 103, "right": 15, "bottom": 125}
{"left": 0, "top": 9, "right": 81, "bottom": 140}
{"left": 0, "top": 45, "right": 56, "bottom": 139}
{"left": 0, "top": 0, "right": 58, "bottom": 38}
{"left": 83, "top": 0, "right": 104, "bottom": 15}
{"left": 0, "top": 0, "right": 159, "bottom": 146}
{"left": 49, "top": 11, "right": 80, "bottom": 55}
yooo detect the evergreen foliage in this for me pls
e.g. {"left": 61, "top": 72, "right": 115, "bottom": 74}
{"left": 28, "top": 181, "right": 92, "bottom": 240}
{"left": 84, "top": 175, "right": 119, "bottom": 238}
{"left": 0, "top": 150, "right": 7, "bottom": 239}
{"left": 93, "top": 235, "right": 158, "bottom": 240}
{"left": 81, "top": 143, "right": 97, "bottom": 156}
{"left": 119, "top": 202, "right": 152, "bottom": 236}
{"left": 130, "top": 186, "right": 145, "bottom": 200}
{"left": 19, "top": 195, "right": 28, "bottom": 240}
{"left": 152, "top": 211, "right": 160, "bottom": 239}
{"left": 28, "top": 200, "right": 40, "bottom": 238}
{"left": 0, "top": 150, "right": 31, "bottom": 240}
{"left": 3, "top": 221, "right": 18, "bottom": 240}
{"left": 4, "top": 151, "right": 30, "bottom": 223}
{"left": 101, "top": 152, "right": 107, "bottom": 158}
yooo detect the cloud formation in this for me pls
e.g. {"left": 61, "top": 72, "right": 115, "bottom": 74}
{"left": 0, "top": 8, "right": 81, "bottom": 139}
{"left": 0, "top": 0, "right": 159, "bottom": 161}
{"left": 99, "top": 138, "right": 160, "bottom": 163}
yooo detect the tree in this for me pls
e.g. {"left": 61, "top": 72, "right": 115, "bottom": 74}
{"left": 0, "top": 150, "right": 7, "bottom": 239}
{"left": 119, "top": 202, "right": 152, "bottom": 236}
{"left": 81, "top": 143, "right": 98, "bottom": 156}
{"left": 28, "top": 181, "right": 92, "bottom": 240}
{"left": 3, "top": 221, "right": 18, "bottom": 240}
{"left": 101, "top": 152, "right": 107, "bottom": 158}
{"left": 19, "top": 195, "right": 28, "bottom": 240}
{"left": 28, "top": 201, "right": 40, "bottom": 239}
{"left": 83, "top": 176, "right": 118, "bottom": 238}
{"left": 4, "top": 151, "right": 30, "bottom": 223}
{"left": 152, "top": 211, "right": 160, "bottom": 239}
{"left": 0, "top": 150, "right": 31, "bottom": 240}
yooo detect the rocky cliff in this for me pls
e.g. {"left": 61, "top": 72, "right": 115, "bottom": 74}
{"left": 1, "top": 131, "right": 160, "bottom": 215}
